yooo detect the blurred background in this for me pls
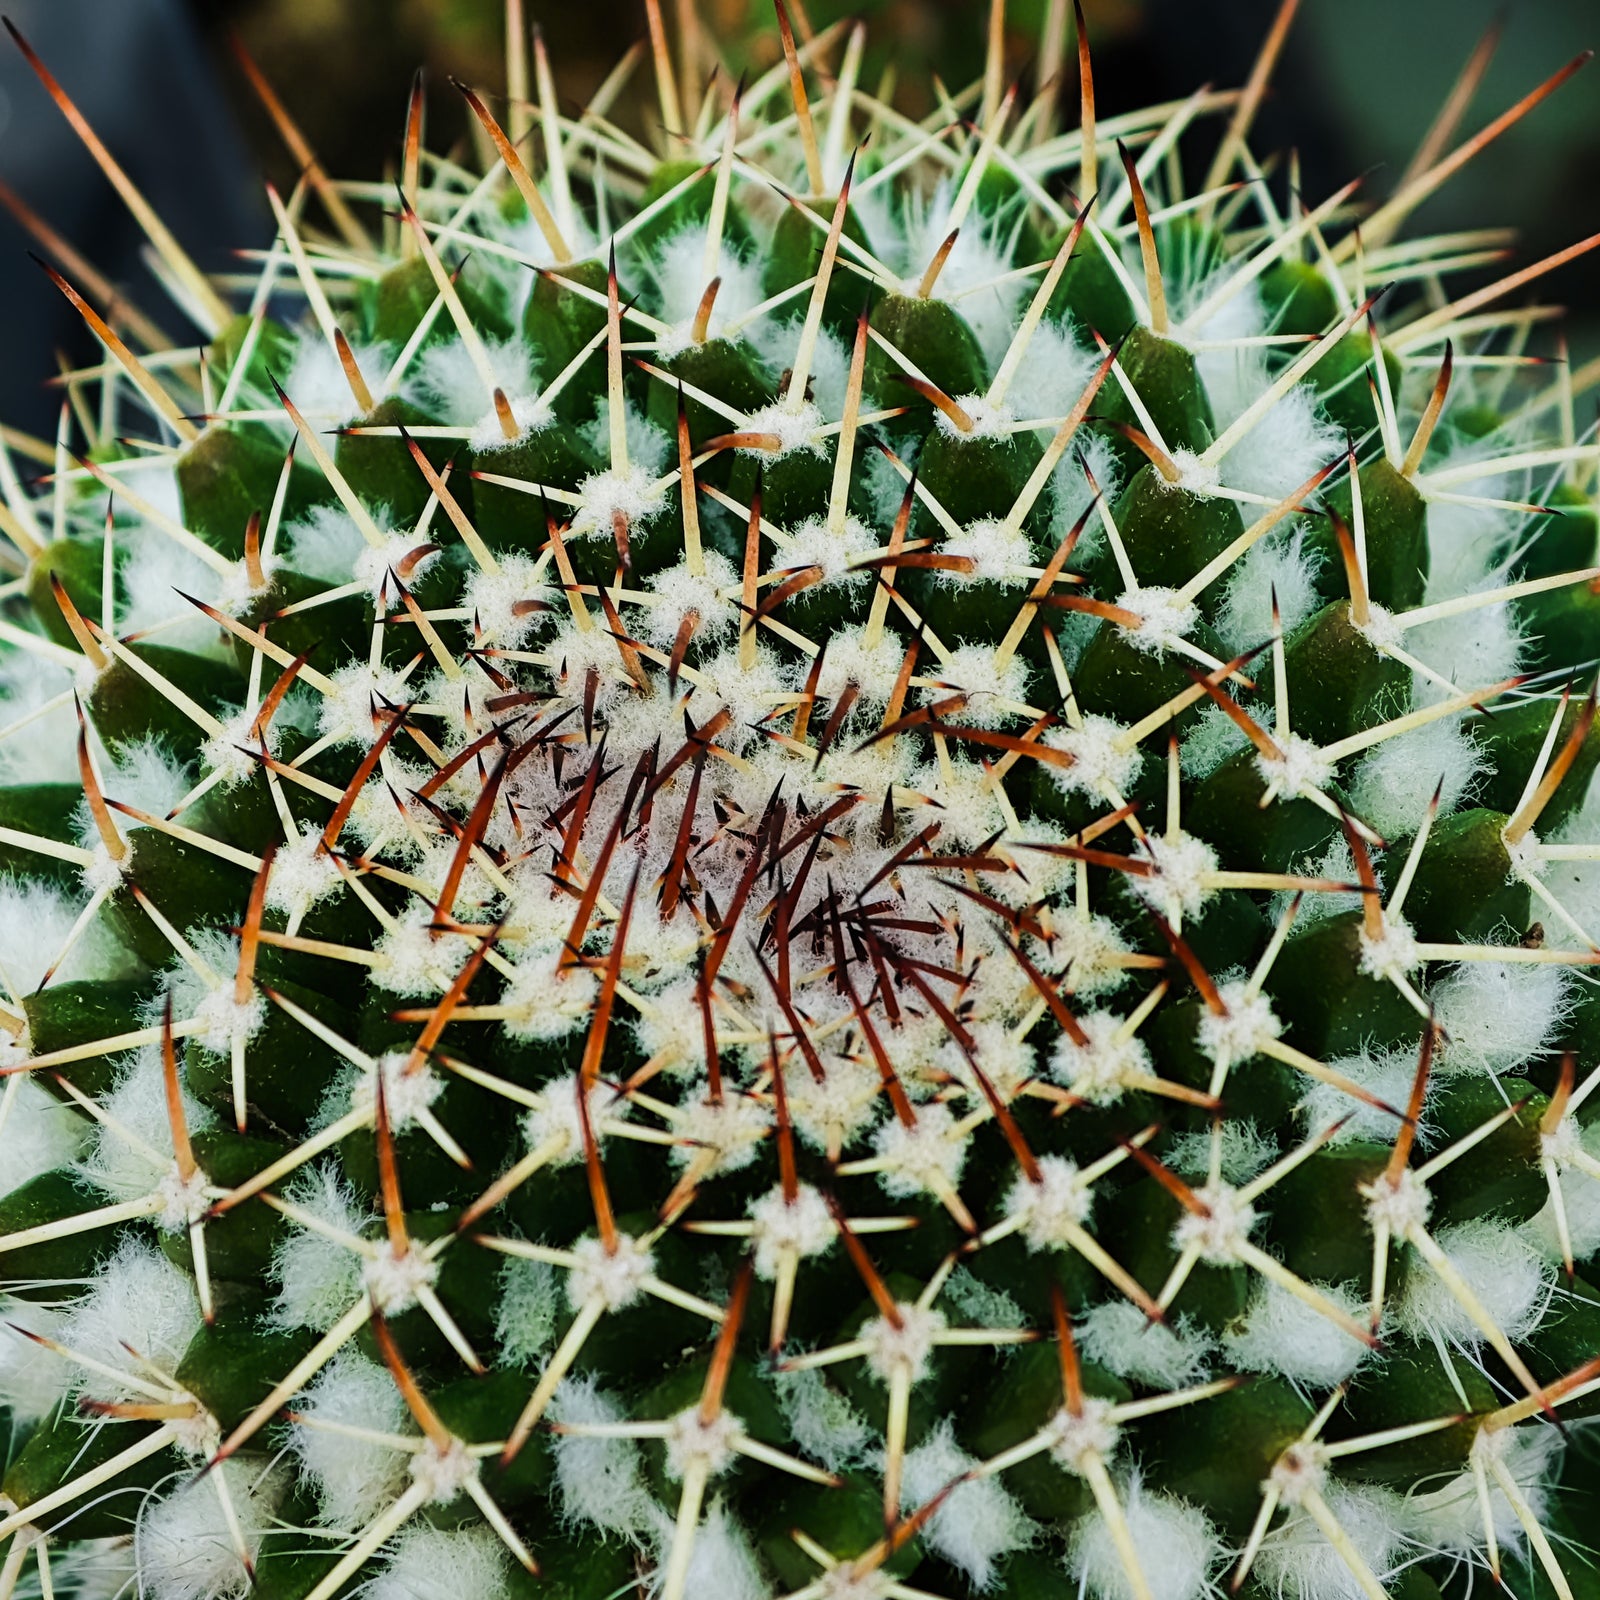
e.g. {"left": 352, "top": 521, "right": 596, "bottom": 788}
{"left": 0, "top": 0, "right": 1596, "bottom": 437}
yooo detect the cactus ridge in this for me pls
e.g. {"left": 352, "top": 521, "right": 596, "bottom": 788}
{"left": 1, "top": 6, "right": 1599, "bottom": 1600}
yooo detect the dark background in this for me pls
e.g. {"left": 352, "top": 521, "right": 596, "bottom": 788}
{"left": 0, "top": 0, "right": 1596, "bottom": 439}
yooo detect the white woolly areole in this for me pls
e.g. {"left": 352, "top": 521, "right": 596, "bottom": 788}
{"left": 366, "top": 1526, "right": 511, "bottom": 1600}
{"left": 349, "top": 1052, "right": 444, "bottom": 1132}
{"left": 641, "top": 549, "right": 742, "bottom": 645}
{"left": 469, "top": 393, "right": 550, "bottom": 451}
{"left": 809, "top": 623, "right": 908, "bottom": 709}
{"left": 548, "top": 1375, "right": 656, "bottom": 1537}
{"left": 1196, "top": 981, "right": 1282, "bottom": 1069}
{"left": 1406, "top": 1425, "right": 1560, "bottom": 1559}
{"left": 464, "top": 554, "right": 554, "bottom": 647}
{"left": 1116, "top": 585, "right": 1199, "bottom": 655}
{"left": 748, "top": 1183, "right": 835, "bottom": 1277}
{"left": 1006, "top": 1155, "right": 1093, "bottom": 1249}
{"left": 353, "top": 531, "right": 442, "bottom": 604}
{"left": 873, "top": 1101, "right": 968, "bottom": 1198}
{"left": 1257, "top": 732, "right": 1335, "bottom": 800}
{"left": 1364, "top": 1167, "right": 1431, "bottom": 1235}
{"left": 670, "top": 1090, "right": 771, "bottom": 1176}
{"left": 291, "top": 1351, "right": 411, "bottom": 1528}
{"left": 371, "top": 904, "right": 475, "bottom": 996}
{"left": 0, "top": 1075, "right": 86, "bottom": 1199}
{"left": 1396, "top": 1218, "right": 1553, "bottom": 1346}
{"left": 936, "top": 394, "right": 1013, "bottom": 439}
{"left": 409, "top": 1434, "right": 478, "bottom": 1504}
{"left": 742, "top": 400, "right": 824, "bottom": 459}
{"left": 1070, "top": 1476, "right": 1220, "bottom": 1600}
{"left": 523, "top": 1072, "right": 627, "bottom": 1165}
{"left": 499, "top": 953, "right": 599, "bottom": 1041}
{"left": 1358, "top": 916, "right": 1421, "bottom": 981}
{"left": 1171, "top": 1181, "right": 1258, "bottom": 1264}
{"left": 155, "top": 1163, "right": 210, "bottom": 1231}
{"left": 1224, "top": 1278, "right": 1370, "bottom": 1389}
{"left": 1076, "top": 1299, "right": 1214, "bottom": 1389}
{"left": 901, "top": 1419, "right": 1036, "bottom": 1589}
{"left": 1346, "top": 716, "right": 1485, "bottom": 839}
{"left": 937, "top": 517, "right": 1034, "bottom": 585}
{"left": 1047, "top": 1396, "right": 1121, "bottom": 1472}
{"left": 1130, "top": 830, "right": 1218, "bottom": 919}
{"left": 779, "top": 514, "right": 876, "bottom": 590}
{"left": 1047, "top": 713, "right": 1142, "bottom": 799}
{"left": 271, "top": 1165, "right": 368, "bottom": 1331}
{"left": 362, "top": 1242, "right": 438, "bottom": 1313}
{"left": 135, "top": 1459, "right": 285, "bottom": 1600}
{"left": 265, "top": 825, "right": 341, "bottom": 917}
{"left": 1169, "top": 1121, "right": 1277, "bottom": 1186}
{"left": 318, "top": 660, "right": 416, "bottom": 747}
{"left": 188, "top": 982, "right": 266, "bottom": 1055}
{"left": 1352, "top": 600, "right": 1405, "bottom": 655}
{"left": 1430, "top": 961, "right": 1571, "bottom": 1075}
{"left": 863, "top": 1301, "right": 946, "bottom": 1383}
{"left": 919, "top": 643, "right": 1032, "bottom": 729}
{"left": 1050, "top": 911, "right": 1137, "bottom": 997}
{"left": 1256, "top": 1479, "right": 1408, "bottom": 1600}
{"left": 568, "top": 1232, "right": 653, "bottom": 1311}
{"left": 1051, "top": 1010, "right": 1152, "bottom": 1103}
{"left": 570, "top": 460, "right": 667, "bottom": 540}
{"left": 665, "top": 1406, "right": 742, "bottom": 1478}
{"left": 201, "top": 706, "right": 266, "bottom": 788}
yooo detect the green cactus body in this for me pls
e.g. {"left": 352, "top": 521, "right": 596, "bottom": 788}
{"left": 0, "top": 8, "right": 1598, "bottom": 1600}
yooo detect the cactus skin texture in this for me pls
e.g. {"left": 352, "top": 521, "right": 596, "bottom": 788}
{"left": 5, "top": 5, "right": 1600, "bottom": 1599}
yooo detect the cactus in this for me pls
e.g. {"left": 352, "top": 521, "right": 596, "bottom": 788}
{"left": 1, "top": 3, "right": 1600, "bottom": 1598}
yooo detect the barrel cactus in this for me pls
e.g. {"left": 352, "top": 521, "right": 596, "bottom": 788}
{"left": 1, "top": 3, "right": 1599, "bottom": 1597}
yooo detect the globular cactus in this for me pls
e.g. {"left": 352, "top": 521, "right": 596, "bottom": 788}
{"left": 2, "top": 3, "right": 1600, "bottom": 1598}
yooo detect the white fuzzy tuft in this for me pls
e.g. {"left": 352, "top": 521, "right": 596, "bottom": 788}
{"left": 0, "top": 1297, "right": 70, "bottom": 1422}
{"left": 1223, "top": 1278, "right": 1371, "bottom": 1389}
{"left": 1214, "top": 526, "right": 1324, "bottom": 658}
{"left": 1254, "top": 1480, "right": 1408, "bottom": 1600}
{"left": 270, "top": 1164, "right": 369, "bottom": 1331}
{"left": 285, "top": 502, "right": 393, "bottom": 583}
{"left": 80, "top": 1046, "right": 215, "bottom": 1202}
{"left": 0, "top": 1075, "right": 87, "bottom": 1198}
{"left": 1345, "top": 718, "right": 1485, "bottom": 838}
{"left": 770, "top": 1366, "right": 872, "bottom": 1473}
{"left": 900, "top": 1420, "right": 1035, "bottom": 1590}
{"left": 135, "top": 1460, "right": 285, "bottom": 1600}
{"left": 407, "top": 336, "right": 539, "bottom": 429}
{"left": 1396, "top": 1218, "right": 1553, "bottom": 1347}
{"left": 549, "top": 1375, "right": 657, "bottom": 1538}
{"left": 1525, "top": 1118, "right": 1600, "bottom": 1264}
{"left": 1405, "top": 1425, "right": 1560, "bottom": 1561}
{"left": 1069, "top": 1475, "right": 1220, "bottom": 1600}
{"left": 0, "top": 876, "right": 125, "bottom": 991}
{"left": 495, "top": 1253, "right": 563, "bottom": 1363}
{"left": 1407, "top": 599, "right": 1523, "bottom": 705}
{"left": 59, "top": 1236, "right": 202, "bottom": 1401}
{"left": 366, "top": 1525, "right": 510, "bottom": 1600}
{"left": 1429, "top": 961, "right": 1571, "bottom": 1075}
{"left": 290, "top": 1350, "right": 412, "bottom": 1528}
{"left": 1046, "top": 715, "right": 1143, "bottom": 801}
{"left": 1076, "top": 1299, "right": 1214, "bottom": 1389}
{"left": 645, "top": 1499, "right": 769, "bottom": 1600}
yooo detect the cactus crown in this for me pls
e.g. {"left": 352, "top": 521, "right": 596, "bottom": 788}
{"left": 1, "top": 4, "right": 1599, "bottom": 1599}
